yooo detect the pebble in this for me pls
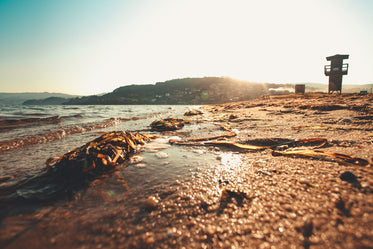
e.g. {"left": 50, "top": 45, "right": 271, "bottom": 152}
{"left": 340, "top": 118, "right": 352, "bottom": 123}
{"left": 129, "top": 155, "right": 144, "bottom": 164}
{"left": 205, "top": 225, "right": 216, "bottom": 235}
{"left": 340, "top": 171, "right": 358, "bottom": 183}
{"left": 142, "top": 232, "right": 155, "bottom": 245}
{"left": 193, "top": 149, "right": 205, "bottom": 155}
{"left": 133, "top": 163, "right": 146, "bottom": 168}
{"left": 299, "top": 178, "right": 311, "bottom": 185}
{"left": 143, "top": 196, "right": 159, "bottom": 210}
{"left": 168, "top": 136, "right": 181, "bottom": 141}
{"left": 155, "top": 152, "right": 169, "bottom": 159}
{"left": 167, "top": 228, "right": 176, "bottom": 238}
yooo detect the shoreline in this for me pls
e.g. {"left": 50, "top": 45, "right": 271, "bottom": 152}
{"left": 1, "top": 93, "right": 372, "bottom": 249}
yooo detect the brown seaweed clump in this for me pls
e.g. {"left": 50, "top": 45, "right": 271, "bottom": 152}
{"left": 0, "top": 131, "right": 156, "bottom": 203}
{"left": 184, "top": 109, "right": 203, "bottom": 116}
{"left": 46, "top": 131, "right": 155, "bottom": 178}
{"left": 150, "top": 118, "right": 185, "bottom": 131}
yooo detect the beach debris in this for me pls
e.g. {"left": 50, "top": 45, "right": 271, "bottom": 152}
{"left": 171, "top": 136, "right": 326, "bottom": 152}
{"left": 302, "top": 218, "right": 313, "bottom": 238}
{"left": 217, "top": 189, "right": 253, "bottom": 215}
{"left": 155, "top": 151, "right": 169, "bottom": 159}
{"left": 133, "top": 163, "right": 146, "bottom": 168}
{"left": 206, "top": 141, "right": 267, "bottom": 151}
{"left": 0, "top": 131, "right": 157, "bottom": 202}
{"left": 220, "top": 189, "right": 249, "bottom": 205}
{"left": 340, "top": 171, "right": 361, "bottom": 188}
{"left": 186, "top": 132, "right": 237, "bottom": 142}
{"left": 46, "top": 131, "right": 155, "bottom": 176}
{"left": 171, "top": 133, "right": 369, "bottom": 167}
{"left": 301, "top": 218, "right": 314, "bottom": 249}
{"left": 184, "top": 109, "right": 203, "bottom": 116}
{"left": 129, "top": 155, "right": 144, "bottom": 165}
{"left": 298, "top": 178, "right": 317, "bottom": 187}
{"left": 340, "top": 171, "right": 358, "bottom": 182}
{"left": 340, "top": 118, "right": 352, "bottom": 123}
{"left": 272, "top": 149, "right": 370, "bottom": 167}
{"left": 220, "top": 123, "right": 232, "bottom": 131}
{"left": 271, "top": 138, "right": 327, "bottom": 150}
{"left": 143, "top": 196, "right": 159, "bottom": 211}
{"left": 168, "top": 132, "right": 237, "bottom": 145}
{"left": 292, "top": 125, "right": 337, "bottom": 131}
{"left": 229, "top": 114, "right": 238, "bottom": 120}
{"left": 334, "top": 197, "right": 351, "bottom": 217}
{"left": 298, "top": 104, "right": 347, "bottom": 111}
{"left": 150, "top": 118, "right": 185, "bottom": 131}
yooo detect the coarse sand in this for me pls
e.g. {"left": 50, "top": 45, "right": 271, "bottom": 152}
{"left": 1, "top": 93, "right": 372, "bottom": 249}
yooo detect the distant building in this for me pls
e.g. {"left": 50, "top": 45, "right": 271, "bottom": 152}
{"left": 295, "top": 84, "right": 305, "bottom": 94}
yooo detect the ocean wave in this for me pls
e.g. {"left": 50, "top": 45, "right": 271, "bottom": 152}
{"left": 12, "top": 112, "right": 49, "bottom": 116}
{"left": 0, "top": 116, "right": 63, "bottom": 133}
{"left": 0, "top": 118, "right": 121, "bottom": 152}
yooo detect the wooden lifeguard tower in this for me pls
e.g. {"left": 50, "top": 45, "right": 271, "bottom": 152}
{"left": 324, "top": 54, "right": 349, "bottom": 94}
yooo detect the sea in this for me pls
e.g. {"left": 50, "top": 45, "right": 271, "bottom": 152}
{"left": 0, "top": 104, "right": 220, "bottom": 207}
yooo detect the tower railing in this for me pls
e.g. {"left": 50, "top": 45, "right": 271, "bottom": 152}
{"left": 341, "top": 63, "right": 349, "bottom": 74}
{"left": 324, "top": 65, "right": 331, "bottom": 75}
{"left": 324, "top": 63, "right": 348, "bottom": 76}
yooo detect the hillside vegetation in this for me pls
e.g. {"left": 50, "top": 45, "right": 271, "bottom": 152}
{"left": 64, "top": 77, "right": 292, "bottom": 105}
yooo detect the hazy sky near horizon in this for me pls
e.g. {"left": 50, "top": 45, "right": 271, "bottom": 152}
{"left": 1, "top": 0, "right": 372, "bottom": 95}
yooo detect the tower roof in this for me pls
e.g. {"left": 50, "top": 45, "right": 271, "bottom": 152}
{"left": 326, "top": 54, "right": 349, "bottom": 61}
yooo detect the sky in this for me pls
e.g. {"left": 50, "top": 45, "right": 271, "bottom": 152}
{"left": 0, "top": 0, "right": 372, "bottom": 95}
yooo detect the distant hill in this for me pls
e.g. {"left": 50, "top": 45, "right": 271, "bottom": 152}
{"left": 0, "top": 92, "right": 78, "bottom": 105}
{"left": 6, "top": 79, "right": 371, "bottom": 105}
{"left": 63, "top": 77, "right": 290, "bottom": 105}
{"left": 63, "top": 78, "right": 373, "bottom": 105}
{"left": 23, "top": 96, "right": 70, "bottom": 105}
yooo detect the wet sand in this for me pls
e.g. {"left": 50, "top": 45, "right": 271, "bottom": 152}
{"left": 1, "top": 93, "right": 373, "bottom": 249}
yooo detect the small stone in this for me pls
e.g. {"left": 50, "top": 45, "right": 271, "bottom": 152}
{"left": 145, "top": 236, "right": 155, "bottom": 245}
{"left": 143, "top": 196, "right": 159, "bottom": 210}
{"left": 129, "top": 155, "right": 144, "bottom": 164}
{"left": 155, "top": 152, "right": 169, "bottom": 159}
{"left": 340, "top": 118, "right": 352, "bottom": 123}
{"left": 340, "top": 171, "right": 358, "bottom": 183}
{"left": 167, "top": 228, "right": 176, "bottom": 238}
{"left": 299, "top": 178, "right": 311, "bottom": 186}
{"left": 205, "top": 225, "right": 216, "bottom": 236}
{"left": 142, "top": 232, "right": 155, "bottom": 245}
{"left": 252, "top": 233, "right": 264, "bottom": 239}
{"left": 133, "top": 163, "right": 146, "bottom": 168}
{"left": 193, "top": 149, "right": 204, "bottom": 155}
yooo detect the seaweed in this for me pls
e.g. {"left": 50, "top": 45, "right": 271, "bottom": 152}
{"left": 0, "top": 131, "right": 156, "bottom": 204}
{"left": 150, "top": 118, "right": 185, "bottom": 131}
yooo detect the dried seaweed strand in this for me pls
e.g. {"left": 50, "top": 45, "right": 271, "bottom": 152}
{"left": 272, "top": 149, "right": 370, "bottom": 167}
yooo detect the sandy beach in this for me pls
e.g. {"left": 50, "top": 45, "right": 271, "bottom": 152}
{"left": 1, "top": 93, "right": 372, "bottom": 249}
